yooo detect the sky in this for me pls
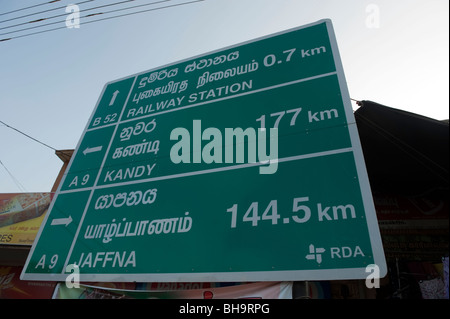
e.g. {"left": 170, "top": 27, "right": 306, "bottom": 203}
{"left": 0, "top": 0, "right": 448, "bottom": 193}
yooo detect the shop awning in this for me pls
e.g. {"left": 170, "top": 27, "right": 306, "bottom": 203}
{"left": 354, "top": 100, "right": 449, "bottom": 194}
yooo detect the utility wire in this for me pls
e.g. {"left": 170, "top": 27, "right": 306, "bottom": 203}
{"left": 0, "top": 158, "right": 28, "bottom": 192}
{"left": 0, "top": 0, "right": 167, "bottom": 35}
{"left": 0, "top": 120, "right": 57, "bottom": 151}
{"left": 0, "top": 0, "right": 204, "bottom": 42}
{"left": 0, "top": 0, "right": 94, "bottom": 24}
{"left": 0, "top": 0, "right": 131, "bottom": 30}
{"left": 0, "top": 0, "right": 62, "bottom": 17}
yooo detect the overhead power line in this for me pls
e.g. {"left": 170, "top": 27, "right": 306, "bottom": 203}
{"left": 0, "top": 0, "right": 205, "bottom": 42}
{"left": 0, "top": 120, "right": 57, "bottom": 151}
{"left": 0, "top": 158, "right": 28, "bottom": 192}
{"left": 0, "top": 0, "right": 94, "bottom": 25}
{"left": 0, "top": 0, "right": 63, "bottom": 17}
{"left": 1, "top": 0, "right": 127, "bottom": 29}
{"left": 0, "top": 0, "right": 160, "bottom": 35}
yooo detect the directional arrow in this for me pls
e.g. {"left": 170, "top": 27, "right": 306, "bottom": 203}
{"left": 109, "top": 90, "right": 120, "bottom": 106}
{"left": 83, "top": 146, "right": 102, "bottom": 155}
{"left": 51, "top": 216, "right": 72, "bottom": 227}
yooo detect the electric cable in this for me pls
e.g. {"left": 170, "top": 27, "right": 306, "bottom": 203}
{"left": 0, "top": 0, "right": 94, "bottom": 24}
{"left": 0, "top": 0, "right": 62, "bottom": 17}
{"left": 0, "top": 158, "right": 28, "bottom": 192}
{"left": 0, "top": 0, "right": 204, "bottom": 42}
{"left": 0, "top": 0, "right": 168, "bottom": 36}
{"left": 0, "top": 0, "right": 134, "bottom": 30}
{"left": 0, "top": 120, "right": 57, "bottom": 151}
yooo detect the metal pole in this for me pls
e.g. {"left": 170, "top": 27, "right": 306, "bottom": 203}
{"left": 304, "top": 281, "right": 310, "bottom": 299}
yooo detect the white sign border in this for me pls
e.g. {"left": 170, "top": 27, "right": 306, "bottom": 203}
{"left": 22, "top": 19, "right": 387, "bottom": 282}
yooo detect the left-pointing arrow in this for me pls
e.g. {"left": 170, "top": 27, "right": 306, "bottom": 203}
{"left": 83, "top": 146, "right": 102, "bottom": 155}
{"left": 51, "top": 216, "right": 72, "bottom": 227}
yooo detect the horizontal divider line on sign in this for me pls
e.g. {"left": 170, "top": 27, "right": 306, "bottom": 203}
{"left": 59, "top": 147, "right": 353, "bottom": 194}
{"left": 86, "top": 71, "right": 339, "bottom": 132}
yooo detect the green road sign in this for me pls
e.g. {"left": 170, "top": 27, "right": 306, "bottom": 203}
{"left": 22, "top": 19, "right": 386, "bottom": 282}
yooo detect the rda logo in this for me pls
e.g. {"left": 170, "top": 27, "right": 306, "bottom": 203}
{"left": 305, "top": 244, "right": 366, "bottom": 265}
{"left": 305, "top": 244, "right": 326, "bottom": 264}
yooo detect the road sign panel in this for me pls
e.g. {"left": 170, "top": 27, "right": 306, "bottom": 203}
{"left": 22, "top": 19, "right": 386, "bottom": 282}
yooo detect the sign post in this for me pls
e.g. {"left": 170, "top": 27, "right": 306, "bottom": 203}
{"left": 22, "top": 19, "right": 386, "bottom": 282}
